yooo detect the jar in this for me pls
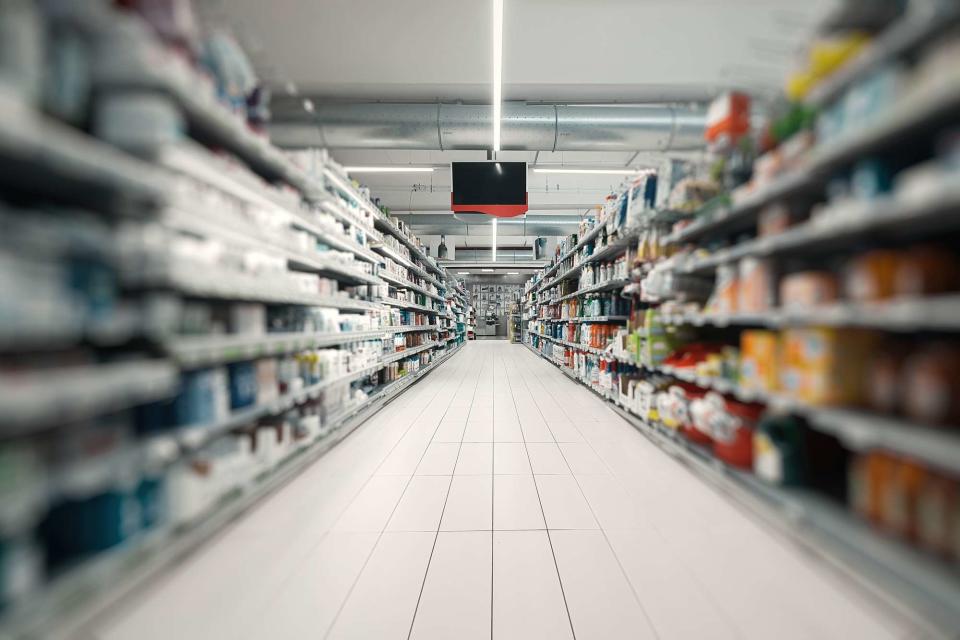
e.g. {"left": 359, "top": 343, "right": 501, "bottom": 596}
{"left": 711, "top": 396, "right": 764, "bottom": 469}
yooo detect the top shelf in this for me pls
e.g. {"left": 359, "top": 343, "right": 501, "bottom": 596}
{"left": 807, "top": 5, "right": 960, "bottom": 108}
{"left": 536, "top": 227, "right": 640, "bottom": 294}
{"left": 93, "top": 31, "right": 320, "bottom": 199}
{"left": 0, "top": 88, "right": 168, "bottom": 215}
{"left": 372, "top": 216, "right": 443, "bottom": 277}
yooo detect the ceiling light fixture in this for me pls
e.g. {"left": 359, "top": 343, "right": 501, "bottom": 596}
{"left": 482, "top": 268, "right": 495, "bottom": 272}
{"left": 343, "top": 166, "right": 435, "bottom": 173}
{"left": 532, "top": 168, "right": 654, "bottom": 175}
{"left": 506, "top": 271, "right": 519, "bottom": 275}
{"left": 492, "top": 0, "right": 504, "bottom": 152}
{"left": 302, "top": 98, "right": 315, "bottom": 113}
{"left": 457, "top": 271, "right": 471, "bottom": 275}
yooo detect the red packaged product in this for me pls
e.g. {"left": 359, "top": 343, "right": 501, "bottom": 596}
{"left": 677, "top": 385, "right": 710, "bottom": 445}
{"left": 712, "top": 398, "right": 765, "bottom": 469}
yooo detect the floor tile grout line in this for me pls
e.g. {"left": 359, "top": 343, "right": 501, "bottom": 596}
{"left": 535, "top": 370, "right": 747, "bottom": 639}
{"left": 249, "top": 355, "right": 468, "bottom": 631}
{"left": 406, "top": 349, "right": 486, "bottom": 640}
{"left": 490, "top": 354, "right": 495, "bottom": 640}
{"left": 321, "top": 355, "right": 468, "bottom": 639}
{"left": 504, "top": 345, "right": 578, "bottom": 640}
{"left": 519, "top": 345, "right": 667, "bottom": 640}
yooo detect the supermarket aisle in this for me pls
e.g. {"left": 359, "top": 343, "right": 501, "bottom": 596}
{"left": 95, "top": 341, "right": 905, "bottom": 640}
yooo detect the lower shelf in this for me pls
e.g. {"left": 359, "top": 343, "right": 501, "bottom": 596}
{"left": 0, "top": 345, "right": 463, "bottom": 640}
{"left": 522, "top": 341, "right": 960, "bottom": 639}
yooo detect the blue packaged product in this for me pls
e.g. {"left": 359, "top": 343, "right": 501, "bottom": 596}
{"left": 40, "top": 490, "right": 139, "bottom": 568}
{"left": 228, "top": 361, "right": 258, "bottom": 410}
{"left": 174, "top": 369, "right": 217, "bottom": 427}
{"left": 643, "top": 175, "right": 657, "bottom": 209}
{"left": 136, "top": 476, "right": 165, "bottom": 530}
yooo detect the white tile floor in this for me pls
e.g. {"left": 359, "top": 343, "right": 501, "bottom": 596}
{"left": 93, "top": 341, "right": 909, "bottom": 640}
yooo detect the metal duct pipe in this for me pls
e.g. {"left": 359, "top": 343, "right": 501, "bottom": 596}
{"left": 269, "top": 102, "right": 707, "bottom": 151}
{"left": 384, "top": 203, "right": 601, "bottom": 212}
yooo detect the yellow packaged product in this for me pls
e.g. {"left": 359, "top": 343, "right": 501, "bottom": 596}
{"left": 739, "top": 330, "right": 779, "bottom": 394}
{"left": 779, "top": 328, "right": 877, "bottom": 405}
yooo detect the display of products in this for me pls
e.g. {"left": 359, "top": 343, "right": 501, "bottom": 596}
{"left": 0, "top": 0, "right": 468, "bottom": 626}
{"left": 4, "top": 0, "right": 960, "bottom": 636}
{"left": 523, "top": 8, "right": 960, "bottom": 633}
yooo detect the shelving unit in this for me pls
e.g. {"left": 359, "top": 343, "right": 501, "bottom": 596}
{"left": 520, "top": 12, "right": 960, "bottom": 636}
{"left": 0, "top": 341, "right": 462, "bottom": 640}
{"left": 524, "top": 340, "right": 960, "bottom": 637}
{"left": 0, "top": 6, "right": 464, "bottom": 637}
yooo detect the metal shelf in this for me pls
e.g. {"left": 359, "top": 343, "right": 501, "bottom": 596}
{"left": 379, "top": 271, "right": 444, "bottom": 301}
{"left": 386, "top": 324, "right": 439, "bottom": 334}
{"left": 665, "top": 170, "right": 813, "bottom": 245}
{"left": 375, "top": 297, "right": 441, "bottom": 314}
{"left": 289, "top": 212, "right": 381, "bottom": 265}
{"left": 286, "top": 250, "right": 382, "bottom": 286}
{"left": 637, "top": 362, "right": 960, "bottom": 474}
{"left": 165, "top": 330, "right": 389, "bottom": 368}
{"left": 174, "top": 361, "right": 387, "bottom": 452}
{"left": 537, "top": 228, "right": 640, "bottom": 293}
{"left": 547, "top": 316, "right": 629, "bottom": 324}
{"left": 0, "top": 90, "right": 168, "bottom": 214}
{"left": 662, "top": 294, "right": 960, "bottom": 333}
{"left": 527, "top": 331, "right": 608, "bottom": 356}
{"left": 807, "top": 6, "right": 960, "bottom": 108}
{"left": 557, "top": 278, "right": 631, "bottom": 301}
{"left": 806, "top": 408, "right": 960, "bottom": 476}
{"left": 318, "top": 197, "right": 372, "bottom": 232}
{"left": 810, "top": 69, "right": 960, "bottom": 174}
{"left": 670, "top": 66, "right": 960, "bottom": 249}
{"left": 0, "top": 344, "right": 462, "bottom": 640}
{"left": 679, "top": 177, "right": 960, "bottom": 273}
{"left": 535, "top": 221, "right": 607, "bottom": 288}
{"left": 371, "top": 242, "right": 441, "bottom": 286}
{"left": 381, "top": 341, "right": 439, "bottom": 364}
{"left": 161, "top": 146, "right": 380, "bottom": 268}
{"left": 0, "top": 361, "right": 178, "bottom": 436}
{"left": 94, "top": 36, "right": 317, "bottom": 197}
{"left": 523, "top": 342, "right": 960, "bottom": 637}
{"left": 372, "top": 216, "right": 443, "bottom": 277}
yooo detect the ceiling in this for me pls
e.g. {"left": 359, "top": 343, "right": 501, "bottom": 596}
{"left": 201, "top": 0, "right": 837, "bottom": 242}
{"left": 203, "top": 0, "right": 835, "bottom": 103}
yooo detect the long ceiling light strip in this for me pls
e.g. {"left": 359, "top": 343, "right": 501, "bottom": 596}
{"left": 532, "top": 168, "right": 655, "bottom": 175}
{"left": 344, "top": 166, "right": 435, "bottom": 173}
{"left": 492, "top": 0, "right": 504, "bottom": 153}
{"left": 492, "top": 218, "right": 498, "bottom": 262}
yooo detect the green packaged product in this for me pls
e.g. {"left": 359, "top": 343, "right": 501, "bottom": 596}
{"left": 753, "top": 415, "right": 806, "bottom": 486}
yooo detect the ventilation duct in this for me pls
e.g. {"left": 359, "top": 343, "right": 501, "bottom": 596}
{"left": 269, "top": 102, "right": 707, "bottom": 152}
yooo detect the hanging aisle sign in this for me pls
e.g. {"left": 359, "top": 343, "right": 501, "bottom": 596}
{"left": 451, "top": 161, "right": 528, "bottom": 217}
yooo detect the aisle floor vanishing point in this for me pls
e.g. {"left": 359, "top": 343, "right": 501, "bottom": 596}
{"left": 96, "top": 341, "right": 908, "bottom": 640}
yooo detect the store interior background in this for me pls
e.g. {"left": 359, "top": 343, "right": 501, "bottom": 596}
{"left": 215, "top": 0, "right": 834, "bottom": 291}
{"left": 6, "top": 0, "right": 960, "bottom": 638}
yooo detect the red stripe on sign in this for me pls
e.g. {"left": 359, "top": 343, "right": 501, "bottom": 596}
{"left": 450, "top": 194, "right": 528, "bottom": 218}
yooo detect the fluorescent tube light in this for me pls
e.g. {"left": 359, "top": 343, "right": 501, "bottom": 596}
{"left": 492, "top": 0, "right": 503, "bottom": 152}
{"left": 482, "top": 269, "right": 495, "bottom": 272}
{"left": 492, "top": 218, "right": 498, "bottom": 262}
{"left": 532, "top": 168, "right": 653, "bottom": 175}
{"left": 344, "top": 166, "right": 435, "bottom": 173}
{"left": 457, "top": 271, "right": 471, "bottom": 275}
{"left": 507, "top": 272, "right": 519, "bottom": 275}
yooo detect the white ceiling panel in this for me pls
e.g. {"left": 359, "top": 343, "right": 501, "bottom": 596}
{"left": 208, "top": 0, "right": 836, "bottom": 103}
